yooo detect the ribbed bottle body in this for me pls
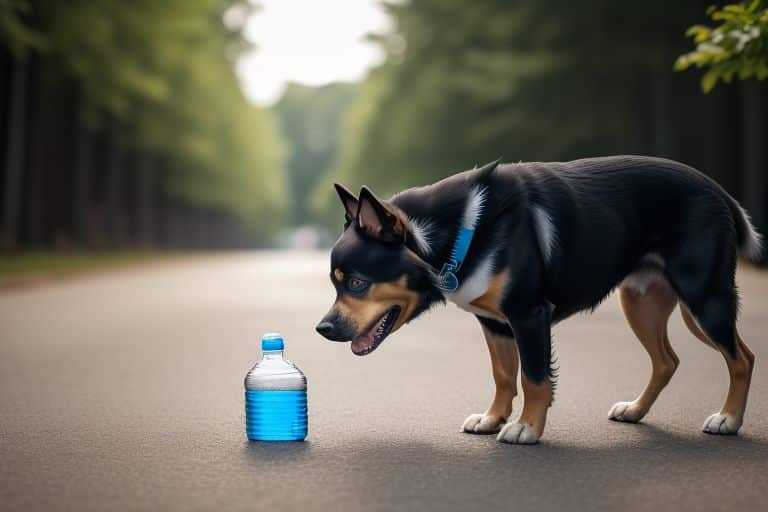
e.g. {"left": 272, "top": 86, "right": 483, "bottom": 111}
{"left": 244, "top": 334, "right": 307, "bottom": 441}
{"left": 245, "top": 389, "right": 308, "bottom": 441}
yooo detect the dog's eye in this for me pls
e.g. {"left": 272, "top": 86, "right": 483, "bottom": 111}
{"left": 347, "top": 277, "right": 370, "bottom": 293}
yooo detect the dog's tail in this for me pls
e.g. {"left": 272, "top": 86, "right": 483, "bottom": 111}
{"left": 726, "top": 196, "right": 764, "bottom": 263}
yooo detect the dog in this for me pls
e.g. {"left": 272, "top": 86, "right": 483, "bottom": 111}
{"left": 316, "top": 156, "right": 762, "bottom": 444}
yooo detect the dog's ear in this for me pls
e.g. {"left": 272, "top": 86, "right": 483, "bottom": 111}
{"left": 474, "top": 158, "right": 502, "bottom": 180}
{"left": 356, "top": 186, "right": 406, "bottom": 244}
{"left": 334, "top": 183, "right": 359, "bottom": 226}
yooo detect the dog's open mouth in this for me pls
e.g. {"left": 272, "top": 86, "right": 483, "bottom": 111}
{"left": 351, "top": 306, "right": 401, "bottom": 356}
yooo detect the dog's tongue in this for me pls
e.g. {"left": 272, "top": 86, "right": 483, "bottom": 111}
{"left": 351, "top": 333, "right": 374, "bottom": 354}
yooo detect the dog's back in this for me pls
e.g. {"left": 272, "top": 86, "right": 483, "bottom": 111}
{"left": 474, "top": 156, "right": 759, "bottom": 321}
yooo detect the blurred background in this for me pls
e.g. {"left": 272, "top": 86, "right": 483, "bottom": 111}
{"left": 1, "top": 0, "right": 767, "bottom": 273}
{"left": 2, "top": 4, "right": 768, "bottom": 510}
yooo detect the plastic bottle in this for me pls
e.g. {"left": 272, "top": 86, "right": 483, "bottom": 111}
{"left": 244, "top": 333, "right": 308, "bottom": 441}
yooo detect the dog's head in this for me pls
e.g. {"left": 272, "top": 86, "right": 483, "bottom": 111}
{"left": 316, "top": 184, "right": 437, "bottom": 355}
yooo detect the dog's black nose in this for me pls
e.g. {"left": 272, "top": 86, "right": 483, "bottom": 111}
{"left": 315, "top": 321, "right": 335, "bottom": 336}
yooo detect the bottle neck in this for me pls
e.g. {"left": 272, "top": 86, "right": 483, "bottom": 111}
{"left": 262, "top": 350, "right": 284, "bottom": 360}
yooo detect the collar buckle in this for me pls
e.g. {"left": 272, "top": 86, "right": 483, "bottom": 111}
{"left": 433, "top": 186, "right": 486, "bottom": 294}
{"left": 436, "top": 260, "right": 460, "bottom": 292}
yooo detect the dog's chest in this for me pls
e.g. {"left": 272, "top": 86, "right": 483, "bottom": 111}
{"left": 442, "top": 253, "right": 506, "bottom": 322}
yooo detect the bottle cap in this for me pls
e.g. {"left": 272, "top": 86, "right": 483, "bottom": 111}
{"left": 261, "top": 333, "right": 284, "bottom": 351}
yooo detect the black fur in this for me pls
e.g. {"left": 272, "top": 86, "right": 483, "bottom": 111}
{"left": 323, "top": 155, "right": 759, "bottom": 386}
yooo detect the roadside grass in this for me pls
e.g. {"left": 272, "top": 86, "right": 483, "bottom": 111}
{"left": 0, "top": 251, "right": 185, "bottom": 281}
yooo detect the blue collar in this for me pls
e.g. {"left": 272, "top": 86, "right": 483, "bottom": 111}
{"left": 435, "top": 224, "right": 480, "bottom": 292}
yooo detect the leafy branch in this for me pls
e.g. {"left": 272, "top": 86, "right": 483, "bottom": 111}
{"left": 675, "top": 0, "right": 768, "bottom": 92}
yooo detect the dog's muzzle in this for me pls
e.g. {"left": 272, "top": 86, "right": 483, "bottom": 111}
{"left": 315, "top": 311, "right": 353, "bottom": 341}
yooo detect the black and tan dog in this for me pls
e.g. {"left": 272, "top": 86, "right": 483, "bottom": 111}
{"left": 316, "top": 156, "right": 761, "bottom": 444}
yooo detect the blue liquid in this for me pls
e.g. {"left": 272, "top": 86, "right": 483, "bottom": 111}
{"left": 245, "top": 390, "right": 308, "bottom": 441}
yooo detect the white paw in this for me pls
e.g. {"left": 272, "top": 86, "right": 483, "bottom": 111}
{"left": 703, "top": 413, "right": 741, "bottom": 435}
{"left": 608, "top": 401, "right": 645, "bottom": 423}
{"left": 496, "top": 422, "right": 539, "bottom": 444}
{"left": 460, "top": 413, "right": 506, "bottom": 434}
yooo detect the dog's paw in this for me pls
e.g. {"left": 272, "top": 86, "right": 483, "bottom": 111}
{"left": 496, "top": 422, "right": 539, "bottom": 444}
{"left": 703, "top": 413, "right": 741, "bottom": 435}
{"left": 460, "top": 413, "right": 506, "bottom": 434}
{"left": 608, "top": 401, "right": 645, "bottom": 423}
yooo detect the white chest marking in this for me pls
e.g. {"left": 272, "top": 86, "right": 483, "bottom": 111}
{"left": 443, "top": 252, "right": 505, "bottom": 321}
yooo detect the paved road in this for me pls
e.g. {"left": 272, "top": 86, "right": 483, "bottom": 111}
{"left": 1, "top": 251, "right": 767, "bottom": 512}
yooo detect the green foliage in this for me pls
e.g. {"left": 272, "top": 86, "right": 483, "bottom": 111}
{"left": 315, "top": 0, "right": 703, "bottom": 227}
{"left": 273, "top": 82, "right": 357, "bottom": 226}
{"left": 1, "top": 1, "right": 284, "bottom": 238}
{"left": 0, "top": 0, "right": 45, "bottom": 55}
{"left": 675, "top": 1, "right": 768, "bottom": 92}
{"left": 0, "top": 251, "right": 182, "bottom": 279}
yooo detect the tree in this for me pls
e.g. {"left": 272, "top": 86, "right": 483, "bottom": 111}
{"left": 315, "top": 0, "right": 709, "bottom": 225}
{"left": 274, "top": 82, "right": 357, "bottom": 226}
{"left": 1, "top": 0, "right": 285, "bottom": 246}
{"left": 676, "top": 1, "right": 768, "bottom": 265}
{"left": 675, "top": 0, "right": 768, "bottom": 92}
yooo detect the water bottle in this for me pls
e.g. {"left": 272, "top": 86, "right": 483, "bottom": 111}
{"left": 244, "top": 333, "right": 308, "bottom": 441}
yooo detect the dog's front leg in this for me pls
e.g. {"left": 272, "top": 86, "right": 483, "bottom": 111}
{"left": 497, "top": 305, "right": 553, "bottom": 445}
{"left": 461, "top": 318, "right": 519, "bottom": 434}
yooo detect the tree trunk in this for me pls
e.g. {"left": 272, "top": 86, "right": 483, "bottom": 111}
{"left": 155, "top": 158, "right": 168, "bottom": 248}
{"left": 24, "top": 54, "right": 47, "bottom": 247}
{"left": 740, "top": 81, "right": 766, "bottom": 265}
{"left": 73, "top": 114, "right": 93, "bottom": 247}
{"left": 106, "top": 128, "right": 124, "bottom": 248}
{"left": 2, "top": 52, "right": 29, "bottom": 249}
{"left": 135, "top": 152, "right": 156, "bottom": 247}
{"left": 651, "top": 60, "right": 672, "bottom": 158}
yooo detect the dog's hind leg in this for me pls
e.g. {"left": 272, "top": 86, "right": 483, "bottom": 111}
{"left": 680, "top": 305, "right": 754, "bottom": 435}
{"left": 666, "top": 233, "right": 754, "bottom": 434}
{"left": 462, "top": 318, "right": 519, "bottom": 434}
{"left": 609, "top": 279, "right": 679, "bottom": 423}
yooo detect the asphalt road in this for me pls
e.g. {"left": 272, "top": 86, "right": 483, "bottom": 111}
{"left": 1, "top": 251, "right": 767, "bottom": 512}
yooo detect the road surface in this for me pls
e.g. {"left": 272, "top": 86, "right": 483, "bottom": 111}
{"left": 1, "top": 251, "right": 767, "bottom": 511}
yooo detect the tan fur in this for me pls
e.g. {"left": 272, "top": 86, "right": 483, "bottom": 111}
{"left": 612, "top": 282, "right": 754, "bottom": 430}
{"left": 473, "top": 271, "right": 552, "bottom": 440}
{"left": 517, "top": 372, "right": 552, "bottom": 439}
{"left": 613, "top": 282, "right": 680, "bottom": 421}
{"left": 680, "top": 305, "right": 755, "bottom": 424}
{"left": 680, "top": 305, "right": 717, "bottom": 349}
{"left": 338, "top": 276, "right": 421, "bottom": 334}
{"left": 482, "top": 323, "right": 519, "bottom": 422}
{"left": 469, "top": 270, "right": 510, "bottom": 318}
